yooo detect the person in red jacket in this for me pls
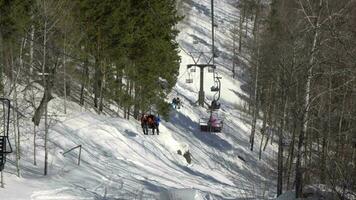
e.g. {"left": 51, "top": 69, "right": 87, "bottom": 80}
{"left": 141, "top": 114, "right": 148, "bottom": 135}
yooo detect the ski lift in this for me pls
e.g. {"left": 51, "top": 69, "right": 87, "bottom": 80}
{"left": 211, "top": 75, "right": 221, "bottom": 92}
{"left": 213, "top": 50, "right": 220, "bottom": 58}
{"left": 209, "top": 100, "right": 221, "bottom": 110}
{"left": 208, "top": 67, "right": 214, "bottom": 73}
{"left": 186, "top": 79, "right": 193, "bottom": 84}
{"left": 190, "top": 67, "right": 196, "bottom": 73}
{"left": 199, "top": 112, "right": 223, "bottom": 133}
{"left": 211, "top": 86, "right": 219, "bottom": 92}
{"left": 0, "top": 98, "right": 13, "bottom": 171}
{"left": 186, "top": 72, "right": 193, "bottom": 84}
{"left": 210, "top": 75, "right": 222, "bottom": 110}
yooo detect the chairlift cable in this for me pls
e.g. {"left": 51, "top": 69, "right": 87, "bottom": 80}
{"left": 177, "top": 68, "right": 189, "bottom": 82}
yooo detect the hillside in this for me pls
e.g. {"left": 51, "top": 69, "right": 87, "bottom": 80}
{"left": 1, "top": 0, "right": 278, "bottom": 199}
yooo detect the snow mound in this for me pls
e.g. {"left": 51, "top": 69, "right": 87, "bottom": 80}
{"left": 160, "top": 188, "right": 205, "bottom": 200}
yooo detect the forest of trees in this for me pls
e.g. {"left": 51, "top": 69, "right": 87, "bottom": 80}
{"left": 0, "top": 0, "right": 181, "bottom": 177}
{"left": 234, "top": 0, "right": 356, "bottom": 198}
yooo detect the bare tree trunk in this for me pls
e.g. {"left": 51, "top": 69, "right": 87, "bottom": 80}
{"left": 33, "top": 124, "right": 37, "bottom": 165}
{"left": 252, "top": 0, "right": 261, "bottom": 38}
{"left": 13, "top": 87, "right": 20, "bottom": 177}
{"left": 239, "top": 5, "right": 245, "bottom": 53}
{"left": 98, "top": 62, "right": 105, "bottom": 113}
{"left": 250, "top": 40, "right": 260, "bottom": 151}
{"left": 63, "top": 36, "right": 67, "bottom": 114}
{"left": 12, "top": 38, "right": 26, "bottom": 177}
{"left": 79, "top": 59, "right": 88, "bottom": 106}
{"left": 277, "top": 94, "right": 288, "bottom": 196}
{"left": 232, "top": 36, "right": 236, "bottom": 78}
{"left": 259, "top": 97, "right": 268, "bottom": 160}
{"left": 264, "top": 102, "right": 275, "bottom": 150}
{"left": 93, "top": 58, "right": 101, "bottom": 110}
{"left": 0, "top": 32, "right": 3, "bottom": 94}
{"left": 286, "top": 119, "right": 297, "bottom": 190}
{"left": 42, "top": 11, "right": 49, "bottom": 176}
{"left": 295, "top": 1, "right": 322, "bottom": 197}
{"left": 0, "top": 171, "right": 3, "bottom": 188}
{"left": 124, "top": 78, "right": 130, "bottom": 119}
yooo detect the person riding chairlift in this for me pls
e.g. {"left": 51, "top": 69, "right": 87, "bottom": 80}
{"left": 211, "top": 99, "right": 220, "bottom": 109}
{"left": 208, "top": 114, "right": 219, "bottom": 128}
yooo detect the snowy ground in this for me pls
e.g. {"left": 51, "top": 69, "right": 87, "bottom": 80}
{"left": 1, "top": 0, "right": 278, "bottom": 199}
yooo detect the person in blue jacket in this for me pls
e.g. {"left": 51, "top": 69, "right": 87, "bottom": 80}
{"left": 154, "top": 114, "right": 161, "bottom": 135}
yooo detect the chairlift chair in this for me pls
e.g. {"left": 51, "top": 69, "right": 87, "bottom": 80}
{"left": 190, "top": 67, "right": 196, "bottom": 73}
{"left": 210, "top": 100, "right": 221, "bottom": 110}
{"left": 186, "top": 78, "right": 193, "bottom": 84}
{"left": 208, "top": 67, "right": 214, "bottom": 73}
{"left": 211, "top": 86, "right": 219, "bottom": 92}
{"left": 199, "top": 118, "right": 223, "bottom": 133}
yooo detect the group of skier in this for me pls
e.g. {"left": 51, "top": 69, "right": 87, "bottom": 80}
{"left": 171, "top": 97, "right": 181, "bottom": 109}
{"left": 140, "top": 97, "right": 183, "bottom": 135}
{"left": 140, "top": 114, "right": 160, "bottom": 135}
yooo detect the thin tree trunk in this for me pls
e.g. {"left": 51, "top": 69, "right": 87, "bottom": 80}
{"left": 63, "top": 36, "right": 67, "bottom": 114}
{"left": 250, "top": 41, "right": 260, "bottom": 151}
{"left": 239, "top": 5, "right": 245, "bottom": 53}
{"left": 98, "top": 62, "right": 105, "bottom": 113}
{"left": 13, "top": 75, "right": 20, "bottom": 177}
{"left": 133, "top": 83, "right": 141, "bottom": 120}
{"left": 93, "top": 58, "right": 101, "bottom": 110}
{"left": 124, "top": 79, "right": 130, "bottom": 119}
{"left": 79, "top": 59, "right": 89, "bottom": 106}
{"left": 295, "top": 1, "right": 322, "bottom": 197}
{"left": 270, "top": 102, "right": 276, "bottom": 145}
{"left": 30, "top": 22, "right": 35, "bottom": 76}
{"left": 277, "top": 94, "right": 288, "bottom": 196}
{"left": 252, "top": 0, "right": 261, "bottom": 38}
{"left": 33, "top": 124, "right": 37, "bottom": 165}
{"left": 0, "top": 32, "right": 3, "bottom": 94}
{"left": 0, "top": 171, "right": 3, "bottom": 188}
{"left": 42, "top": 14, "right": 49, "bottom": 176}
{"left": 259, "top": 97, "right": 268, "bottom": 160}
{"left": 232, "top": 36, "right": 236, "bottom": 78}
{"left": 264, "top": 102, "right": 275, "bottom": 149}
{"left": 286, "top": 119, "right": 297, "bottom": 190}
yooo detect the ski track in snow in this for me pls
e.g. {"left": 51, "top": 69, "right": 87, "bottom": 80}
{"left": 1, "top": 0, "right": 278, "bottom": 199}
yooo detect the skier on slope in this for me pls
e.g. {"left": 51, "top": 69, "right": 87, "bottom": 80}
{"left": 141, "top": 114, "right": 148, "bottom": 135}
{"left": 154, "top": 115, "right": 161, "bottom": 135}
{"left": 172, "top": 97, "right": 177, "bottom": 109}
{"left": 176, "top": 97, "right": 181, "bottom": 109}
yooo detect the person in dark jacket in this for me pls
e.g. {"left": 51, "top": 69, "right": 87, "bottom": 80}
{"left": 176, "top": 97, "right": 181, "bottom": 109}
{"left": 141, "top": 114, "right": 148, "bottom": 135}
{"left": 147, "top": 114, "right": 159, "bottom": 135}
{"left": 172, "top": 98, "right": 177, "bottom": 109}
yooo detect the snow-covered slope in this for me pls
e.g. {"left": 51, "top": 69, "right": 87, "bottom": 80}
{"left": 1, "top": 0, "right": 278, "bottom": 199}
